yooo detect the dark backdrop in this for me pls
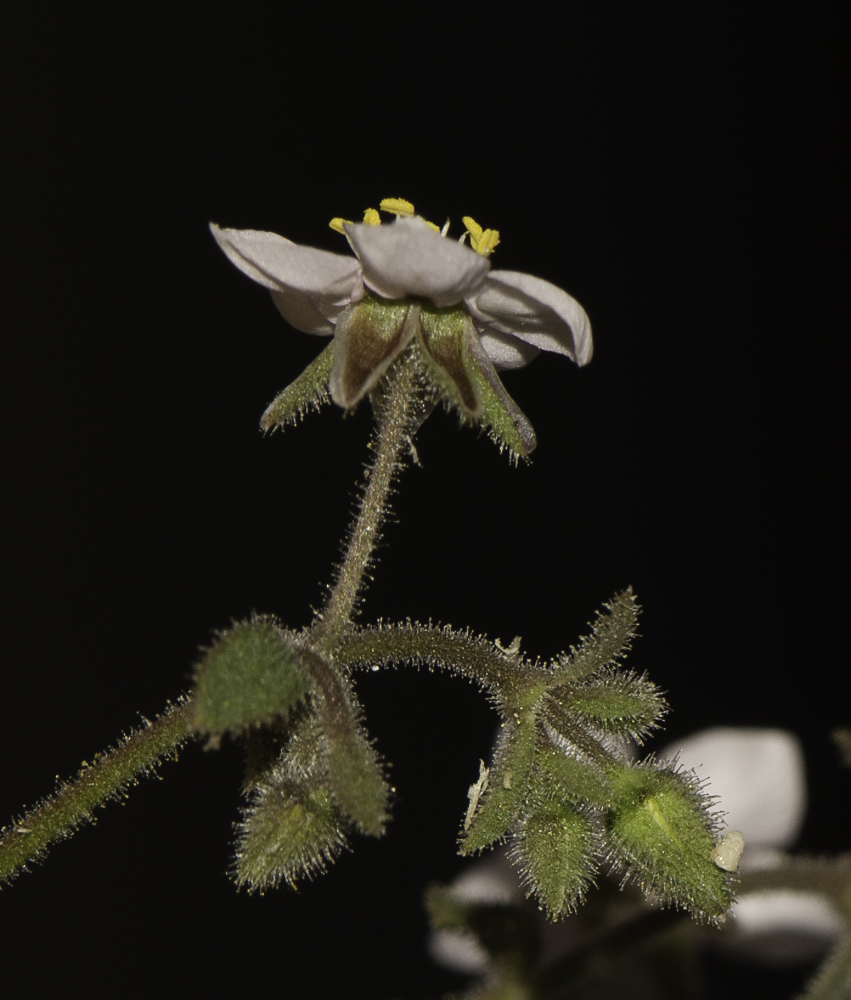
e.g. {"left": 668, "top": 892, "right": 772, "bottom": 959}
{"left": 2, "top": 7, "right": 846, "bottom": 998}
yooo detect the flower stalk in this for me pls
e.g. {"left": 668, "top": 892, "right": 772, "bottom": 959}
{"left": 310, "top": 348, "right": 420, "bottom": 648}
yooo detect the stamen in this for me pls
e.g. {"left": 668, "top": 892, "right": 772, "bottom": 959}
{"left": 423, "top": 220, "right": 441, "bottom": 233}
{"left": 462, "top": 216, "right": 501, "bottom": 256}
{"left": 363, "top": 208, "right": 381, "bottom": 226}
{"left": 440, "top": 219, "right": 450, "bottom": 237}
{"left": 379, "top": 197, "right": 415, "bottom": 216}
{"left": 329, "top": 217, "right": 351, "bottom": 234}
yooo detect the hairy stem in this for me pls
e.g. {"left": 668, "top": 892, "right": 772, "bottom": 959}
{"left": 0, "top": 698, "right": 190, "bottom": 883}
{"left": 311, "top": 351, "right": 419, "bottom": 648}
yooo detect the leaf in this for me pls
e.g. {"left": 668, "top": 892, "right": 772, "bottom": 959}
{"left": 188, "top": 617, "right": 311, "bottom": 739}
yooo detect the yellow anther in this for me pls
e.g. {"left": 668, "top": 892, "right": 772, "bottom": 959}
{"left": 363, "top": 208, "right": 381, "bottom": 226}
{"left": 424, "top": 220, "right": 441, "bottom": 233}
{"left": 329, "top": 217, "right": 351, "bottom": 234}
{"left": 380, "top": 197, "right": 415, "bottom": 216}
{"left": 463, "top": 216, "right": 483, "bottom": 241}
{"left": 462, "top": 216, "right": 500, "bottom": 256}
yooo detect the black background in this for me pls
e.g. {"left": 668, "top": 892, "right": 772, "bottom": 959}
{"left": 2, "top": 7, "right": 847, "bottom": 998}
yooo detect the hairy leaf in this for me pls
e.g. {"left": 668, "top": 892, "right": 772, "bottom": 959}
{"left": 188, "top": 617, "right": 310, "bottom": 739}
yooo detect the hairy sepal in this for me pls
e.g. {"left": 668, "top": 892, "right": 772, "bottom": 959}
{"left": 460, "top": 711, "right": 539, "bottom": 854}
{"left": 188, "top": 617, "right": 310, "bottom": 739}
{"left": 535, "top": 743, "right": 617, "bottom": 809}
{"left": 325, "top": 731, "right": 391, "bottom": 836}
{"left": 550, "top": 669, "right": 667, "bottom": 742}
{"left": 605, "top": 762, "right": 732, "bottom": 922}
{"left": 260, "top": 340, "right": 335, "bottom": 431}
{"left": 513, "top": 800, "right": 598, "bottom": 917}
{"left": 551, "top": 589, "right": 640, "bottom": 683}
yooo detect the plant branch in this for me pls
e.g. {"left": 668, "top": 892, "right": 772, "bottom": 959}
{"left": 0, "top": 697, "right": 190, "bottom": 884}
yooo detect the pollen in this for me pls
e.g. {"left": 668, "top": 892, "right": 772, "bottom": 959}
{"left": 329, "top": 217, "right": 351, "bottom": 234}
{"left": 362, "top": 208, "right": 381, "bottom": 226}
{"left": 463, "top": 216, "right": 500, "bottom": 256}
{"left": 379, "top": 197, "right": 415, "bottom": 216}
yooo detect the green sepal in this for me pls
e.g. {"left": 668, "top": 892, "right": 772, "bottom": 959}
{"left": 460, "top": 713, "right": 539, "bottom": 854}
{"left": 513, "top": 801, "right": 598, "bottom": 917}
{"left": 260, "top": 341, "right": 334, "bottom": 432}
{"left": 329, "top": 296, "right": 417, "bottom": 407}
{"left": 605, "top": 763, "right": 732, "bottom": 922}
{"left": 417, "top": 305, "right": 536, "bottom": 462}
{"left": 187, "top": 617, "right": 311, "bottom": 739}
{"left": 549, "top": 671, "right": 667, "bottom": 741}
{"left": 466, "top": 329, "right": 537, "bottom": 461}
{"left": 325, "top": 732, "right": 390, "bottom": 836}
{"left": 551, "top": 589, "right": 640, "bottom": 683}
{"left": 535, "top": 743, "right": 617, "bottom": 809}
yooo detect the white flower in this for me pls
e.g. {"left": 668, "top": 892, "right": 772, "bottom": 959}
{"left": 210, "top": 201, "right": 592, "bottom": 458}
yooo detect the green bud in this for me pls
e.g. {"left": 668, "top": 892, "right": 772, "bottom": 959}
{"left": 605, "top": 763, "right": 732, "bottom": 922}
{"left": 325, "top": 732, "right": 390, "bottom": 836}
{"left": 460, "top": 712, "right": 539, "bottom": 853}
{"left": 549, "top": 670, "right": 667, "bottom": 741}
{"left": 260, "top": 341, "right": 334, "bottom": 431}
{"left": 188, "top": 618, "right": 310, "bottom": 739}
{"left": 513, "top": 801, "right": 597, "bottom": 917}
{"left": 535, "top": 744, "right": 617, "bottom": 809}
{"left": 235, "top": 779, "right": 348, "bottom": 890}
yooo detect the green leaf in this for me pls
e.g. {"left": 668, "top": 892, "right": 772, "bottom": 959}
{"left": 188, "top": 617, "right": 310, "bottom": 739}
{"left": 325, "top": 732, "right": 390, "bottom": 836}
{"left": 260, "top": 340, "right": 334, "bottom": 431}
{"left": 605, "top": 763, "right": 732, "bottom": 922}
{"left": 514, "top": 801, "right": 598, "bottom": 917}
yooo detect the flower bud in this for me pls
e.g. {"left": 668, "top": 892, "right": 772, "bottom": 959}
{"left": 605, "top": 763, "right": 732, "bottom": 922}
{"left": 513, "top": 801, "right": 597, "bottom": 917}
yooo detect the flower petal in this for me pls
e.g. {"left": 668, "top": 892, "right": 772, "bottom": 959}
{"left": 468, "top": 271, "right": 593, "bottom": 365}
{"left": 477, "top": 328, "right": 541, "bottom": 370}
{"left": 344, "top": 216, "right": 491, "bottom": 308}
{"left": 210, "top": 223, "right": 363, "bottom": 334}
{"left": 659, "top": 728, "right": 807, "bottom": 850}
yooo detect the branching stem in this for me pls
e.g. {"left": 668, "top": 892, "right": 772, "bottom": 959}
{"left": 0, "top": 698, "right": 190, "bottom": 883}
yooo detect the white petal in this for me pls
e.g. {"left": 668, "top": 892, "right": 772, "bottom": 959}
{"left": 658, "top": 728, "right": 806, "bottom": 849}
{"left": 728, "top": 891, "right": 844, "bottom": 964}
{"left": 210, "top": 223, "right": 363, "bottom": 334}
{"left": 468, "top": 271, "right": 593, "bottom": 365}
{"left": 477, "top": 328, "right": 541, "bottom": 370}
{"left": 345, "top": 216, "right": 491, "bottom": 308}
